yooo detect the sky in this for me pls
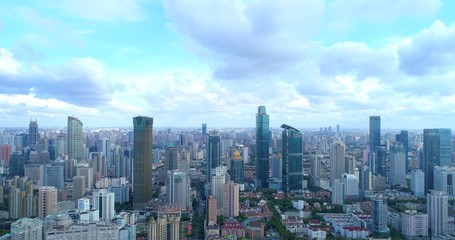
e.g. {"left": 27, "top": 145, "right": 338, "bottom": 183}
{"left": 1, "top": 0, "right": 455, "bottom": 129}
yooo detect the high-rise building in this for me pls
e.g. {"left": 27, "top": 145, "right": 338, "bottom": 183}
{"left": 55, "top": 133, "right": 66, "bottom": 158}
{"left": 44, "top": 161, "right": 64, "bottom": 189}
{"left": 211, "top": 166, "right": 227, "bottom": 211}
{"left": 9, "top": 187, "right": 22, "bottom": 219}
{"left": 255, "top": 106, "right": 270, "bottom": 189}
{"left": 202, "top": 123, "right": 207, "bottom": 135}
{"left": 206, "top": 195, "right": 217, "bottom": 226}
{"left": 28, "top": 120, "right": 39, "bottom": 148}
{"left": 132, "top": 116, "right": 154, "bottom": 210}
{"left": 410, "top": 169, "right": 425, "bottom": 198}
{"left": 25, "top": 164, "right": 44, "bottom": 187}
{"left": 433, "top": 166, "right": 455, "bottom": 197}
{"left": 389, "top": 144, "right": 406, "bottom": 186}
{"left": 222, "top": 181, "right": 239, "bottom": 217}
{"left": 427, "top": 190, "right": 448, "bottom": 236}
{"left": 165, "top": 143, "right": 178, "bottom": 171}
{"left": 372, "top": 194, "right": 390, "bottom": 237}
{"left": 369, "top": 116, "right": 381, "bottom": 153}
{"left": 311, "top": 155, "right": 321, "bottom": 185}
{"left": 401, "top": 211, "right": 428, "bottom": 237}
{"left": 206, "top": 131, "right": 221, "bottom": 183}
{"left": 332, "top": 179, "right": 344, "bottom": 205}
{"left": 342, "top": 173, "right": 359, "bottom": 200}
{"left": 271, "top": 156, "right": 282, "bottom": 179}
{"left": 375, "top": 146, "right": 387, "bottom": 177}
{"left": 92, "top": 188, "right": 115, "bottom": 222}
{"left": 330, "top": 141, "right": 346, "bottom": 186}
{"left": 73, "top": 176, "right": 86, "bottom": 200}
{"left": 230, "top": 150, "right": 244, "bottom": 184}
{"left": 166, "top": 170, "right": 190, "bottom": 212}
{"left": 359, "top": 165, "right": 372, "bottom": 199}
{"left": 281, "top": 124, "right": 303, "bottom": 193}
{"left": 77, "top": 165, "right": 94, "bottom": 190}
{"left": 38, "top": 186, "right": 57, "bottom": 219}
{"left": 424, "top": 128, "right": 452, "bottom": 193}
{"left": 396, "top": 130, "right": 409, "bottom": 172}
{"left": 11, "top": 217, "right": 43, "bottom": 240}
{"left": 67, "top": 116, "right": 84, "bottom": 160}
{"left": 148, "top": 205, "right": 181, "bottom": 240}
{"left": 9, "top": 152, "right": 24, "bottom": 177}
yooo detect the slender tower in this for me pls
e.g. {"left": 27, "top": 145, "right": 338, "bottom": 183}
{"left": 256, "top": 106, "right": 270, "bottom": 189}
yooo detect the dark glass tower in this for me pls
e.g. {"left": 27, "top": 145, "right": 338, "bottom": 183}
{"left": 375, "top": 146, "right": 387, "bottom": 177}
{"left": 256, "top": 106, "right": 270, "bottom": 189}
{"left": 133, "top": 116, "right": 154, "bottom": 210}
{"left": 202, "top": 123, "right": 207, "bottom": 135}
{"left": 369, "top": 116, "right": 381, "bottom": 152}
{"left": 424, "top": 128, "right": 452, "bottom": 194}
{"left": 281, "top": 124, "right": 303, "bottom": 193}
{"left": 28, "top": 120, "right": 39, "bottom": 148}
{"left": 206, "top": 131, "right": 221, "bottom": 182}
{"left": 396, "top": 130, "right": 409, "bottom": 172}
{"left": 165, "top": 143, "right": 178, "bottom": 171}
{"left": 230, "top": 150, "right": 244, "bottom": 184}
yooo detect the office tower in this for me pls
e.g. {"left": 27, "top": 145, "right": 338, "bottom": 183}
{"left": 206, "top": 131, "right": 221, "bottom": 183}
{"left": 202, "top": 123, "right": 207, "bottom": 135}
{"left": 342, "top": 173, "right": 359, "bottom": 200}
{"left": 230, "top": 150, "right": 244, "bottom": 184}
{"left": 96, "top": 138, "right": 110, "bottom": 160}
{"left": 132, "top": 116, "right": 154, "bottom": 210}
{"left": 311, "top": 155, "right": 321, "bottom": 184}
{"left": 28, "top": 120, "right": 39, "bottom": 148}
{"left": 410, "top": 169, "right": 425, "bottom": 198}
{"left": 359, "top": 165, "right": 372, "bottom": 198}
{"left": 44, "top": 161, "right": 64, "bottom": 189}
{"left": 427, "top": 190, "right": 448, "bottom": 236}
{"left": 369, "top": 116, "right": 381, "bottom": 152}
{"left": 375, "top": 146, "right": 387, "bottom": 178}
{"left": 92, "top": 189, "right": 115, "bottom": 221}
{"left": 55, "top": 133, "right": 66, "bottom": 158}
{"left": 93, "top": 153, "right": 107, "bottom": 177}
{"left": 11, "top": 218, "right": 43, "bottom": 240}
{"left": 165, "top": 143, "right": 178, "bottom": 171}
{"left": 389, "top": 144, "right": 406, "bottom": 185}
{"left": 396, "top": 130, "right": 409, "bottom": 172}
{"left": 271, "top": 156, "right": 282, "bottom": 179}
{"left": 207, "top": 195, "right": 217, "bottom": 226}
{"left": 73, "top": 176, "right": 86, "bottom": 200}
{"left": 372, "top": 194, "right": 390, "bottom": 237}
{"left": 330, "top": 141, "right": 346, "bottom": 186}
{"left": 424, "top": 129, "right": 452, "bottom": 193}
{"left": 281, "top": 124, "right": 303, "bottom": 193}
{"left": 9, "top": 152, "right": 24, "bottom": 177}
{"left": 256, "top": 106, "right": 270, "bottom": 189}
{"left": 67, "top": 116, "right": 84, "bottom": 160}
{"left": 211, "top": 166, "right": 227, "bottom": 211}
{"left": 368, "top": 152, "right": 376, "bottom": 175}
{"left": 401, "top": 211, "right": 428, "bottom": 237}
{"left": 149, "top": 206, "right": 181, "bottom": 240}
{"left": 166, "top": 170, "right": 190, "bottom": 212}
{"left": 332, "top": 179, "right": 344, "bottom": 205}
{"left": 433, "top": 166, "right": 455, "bottom": 196}
{"left": 223, "top": 181, "right": 239, "bottom": 217}
{"left": 77, "top": 165, "right": 94, "bottom": 190}
{"left": 9, "top": 187, "right": 22, "bottom": 219}
{"left": 25, "top": 164, "right": 44, "bottom": 187}
{"left": 38, "top": 186, "right": 57, "bottom": 219}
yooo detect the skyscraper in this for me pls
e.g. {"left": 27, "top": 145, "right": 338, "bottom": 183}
{"left": 165, "top": 143, "right": 178, "bottom": 171}
{"left": 222, "top": 181, "right": 239, "bottom": 217}
{"left": 73, "top": 176, "right": 86, "bottom": 200}
{"left": 206, "top": 131, "right": 221, "bottom": 183}
{"left": 67, "top": 116, "right": 84, "bottom": 160}
{"left": 230, "top": 150, "right": 244, "bottom": 184}
{"left": 330, "top": 141, "right": 346, "bottom": 186}
{"left": 166, "top": 170, "right": 190, "bottom": 212}
{"left": 28, "top": 120, "right": 39, "bottom": 148}
{"left": 424, "top": 128, "right": 452, "bottom": 194}
{"left": 9, "top": 152, "right": 24, "bottom": 177}
{"left": 389, "top": 144, "right": 406, "bottom": 186}
{"left": 133, "top": 116, "right": 154, "bottom": 210}
{"left": 396, "top": 130, "right": 409, "bottom": 172}
{"left": 206, "top": 195, "right": 217, "bottom": 226}
{"left": 375, "top": 146, "right": 387, "bottom": 177}
{"left": 427, "top": 190, "right": 448, "bottom": 236}
{"left": 369, "top": 116, "right": 381, "bottom": 152}
{"left": 202, "top": 123, "right": 207, "bottom": 135}
{"left": 211, "top": 166, "right": 227, "bottom": 211}
{"left": 256, "top": 106, "right": 270, "bottom": 189}
{"left": 38, "top": 186, "right": 57, "bottom": 219}
{"left": 281, "top": 124, "right": 303, "bottom": 193}
{"left": 44, "top": 160, "right": 64, "bottom": 189}
{"left": 410, "top": 169, "right": 425, "bottom": 198}
{"left": 372, "top": 194, "right": 390, "bottom": 237}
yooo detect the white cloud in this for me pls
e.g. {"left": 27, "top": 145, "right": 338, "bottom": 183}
{"left": 0, "top": 48, "right": 21, "bottom": 75}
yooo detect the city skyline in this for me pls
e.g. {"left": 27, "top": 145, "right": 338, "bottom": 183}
{"left": 1, "top": 1, "right": 455, "bottom": 128}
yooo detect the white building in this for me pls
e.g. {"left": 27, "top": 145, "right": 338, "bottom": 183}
{"left": 434, "top": 166, "right": 455, "bottom": 196}
{"left": 342, "top": 173, "right": 359, "bottom": 198}
{"left": 411, "top": 170, "right": 425, "bottom": 198}
{"left": 11, "top": 218, "right": 43, "bottom": 240}
{"left": 92, "top": 189, "right": 115, "bottom": 222}
{"left": 389, "top": 145, "right": 406, "bottom": 185}
{"left": 78, "top": 198, "right": 90, "bottom": 212}
{"left": 308, "top": 227, "right": 326, "bottom": 239}
{"left": 401, "top": 210, "right": 428, "bottom": 237}
{"left": 167, "top": 170, "right": 191, "bottom": 212}
{"left": 211, "top": 166, "right": 228, "bottom": 211}
{"left": 428, "top": 190, "right": 448, "bottom": 236}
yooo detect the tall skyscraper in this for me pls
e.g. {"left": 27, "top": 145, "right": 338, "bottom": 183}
{"left": 424, "top": 128, "right": 452, "bottom": 194}
{"left": 410, "top": 169, "right": 425, "bottom": 198}
{"left": 332, "top": 179, "right": 344, "bottom": 205}
{"left": 133, "top": 116, "right": 154, "bottom": 210}
{"left": 330, "top": 141, "right": 346, "bottom": 186}
{"left": 342, "top": 173, "right": 359, "bottom": 200}
{"left": 271, "top": 156, "right": 282, "bottom": 179}
{"left": 389, "top": 144, "right": 406, "bottom": 186}
{"left": 311, "top": 155, "right": 321, "bottom": 185}
{"left": 28, "top": 120, "right": 39, "bottom": 148}
{"left": 230, "top": 150, "right": 244, "bottom": 184}
{"left": 222, "top": 181, "right": 239, "bottom": 217}
{"left": 372, "top": 194, "right": 390, "bottom": 237}
{"left": 369, "top": 116, "right": 381, "bottom": 152}
{"left": 73, "top": 176, "right": 86, "bottom": 200}
{"left": 206, "top": 131, "right": 221, "bottom": 183}
{"left": 281, "top": 124, "right": 303, "bottom": 193}
{"left": 166, "top": 170, "right": 190, "bottom": 212}
{"left": 256, "top": 106, "right": 270, "bottom": 189}
{"left": 396, "top": 130, "right": 409, "bottom": 172}
{"left": 359, "top": 165, "right": 372, "bottom": 199}
{"left": 38, "top": 186, "right": 57, "bottom": 219}
{"left": 9, "top": 152, "right": 24, "bottom": 177}
{"left": 211, "top": 166, "right": 227, "bottom": 211}
{"left": 92, "top": 188, "right": 115, "bottom": 222}
{"left": 165, "top": 143, "right": 178, "bottom": 171}
{"left": 202, "top": 123, "right": 207, "bottom": 135}
{"left": 44, "top": 161, "right": 64, "bottom": 189}
{"left": 427, "top": 190, "right": 448, "bottom": 236}
{"left": 67, "top": 116, "right": 84, "bottom": 160}
{"left": 375, "top": 146, "right": 387, "bottom": 177}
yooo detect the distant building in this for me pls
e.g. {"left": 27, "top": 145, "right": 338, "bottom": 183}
{"left": 395, "top": 130, "right": 409, "bottom": 172}
{"left": 369, "top": 116, "right": 381, "bottom": 154}
{"left": 256, "top": 106, "right": 270, "bottom": 189}
{"left": 11, "top": 218, "right": 43, "bottom": 240}
{"left": 28, "top": 120, "right": 39, "bottom": 148}
{"left": 72, "top": 176, "right": 86, "bottom": 200}
{"left": 424, "top": 128, "right": 452, "bottom": 193}
{"left": 230, "top": 150, "right": 244, "bottom": 184}
{"left": 389, "top": 144, "right": 406, "bottom": 186}
{"left": 330, "top": 141, "right": 346, "bottom": 186}
{"left": 165, "top": 143, "right": 178, "bottom": 171}
{"left": 206, "top": 131, "right": 221, "bottom": 183}
{"left": 281, "top": 124, "right": 303, "bottom": 193}
{"left": 44, "top": 160, "right": 64, "bottom": 189}
{"left": 411, "top": 169, "right": 425, "bottom": 198}
{"left": 67, "top": 116, "right": 84, "bottom": 160}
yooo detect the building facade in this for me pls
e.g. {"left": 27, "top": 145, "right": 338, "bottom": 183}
{"left": 281, "top": 124, "right": 303, "bottom": 193}
{"left": 255, "top": 106, "right": 270, "bottom": 189}
{"left": 67, "top": 116, "right": 84, "bottom": 160}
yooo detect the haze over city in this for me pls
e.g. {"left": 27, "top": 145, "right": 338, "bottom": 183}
{"left": 1, "top": 0, "right": 455, "bottom": 128}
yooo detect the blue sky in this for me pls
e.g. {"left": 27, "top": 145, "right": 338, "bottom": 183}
{"left": 1, "top": 0, "right": 455, "bottom": 129}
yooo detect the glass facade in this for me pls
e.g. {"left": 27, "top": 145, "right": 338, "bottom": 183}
{"left": 206, "top": 131, "right": 221, "bottom": 182}
{"left": 369, "top": 116, "right": 381, "bottom": 152}
{"left": 281, "top": 124, "right": 303, "bottom": 193}
{"left": 255, "top": 106, "right": 270, "bottom": 189}
{"left": 424, "top": 128, "right": 452, "bottom": 194}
